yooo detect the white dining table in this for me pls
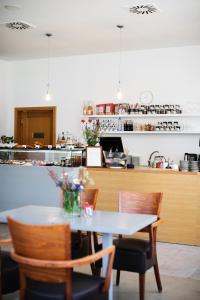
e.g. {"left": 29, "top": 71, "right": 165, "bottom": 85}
{"left": 0, "top": 205, "right": 157, "bottom": 300}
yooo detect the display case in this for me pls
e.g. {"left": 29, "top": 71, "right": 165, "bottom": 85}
{"left": 0, "top": 148, "right": 85, "bottom": 167}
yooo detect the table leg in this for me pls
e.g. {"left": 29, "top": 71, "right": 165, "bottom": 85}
{"left": 102, "top": 233, "right": 113, "bottom": 300}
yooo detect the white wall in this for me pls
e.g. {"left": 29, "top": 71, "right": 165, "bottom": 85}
{"left": 2, "top": 45, "right": 200, "bottom": 164}
{"left": 0, "top": 60, "right": 6, "bottom": 135}
{"left": 0, "top": 60, "right": 14, "bottom": 136}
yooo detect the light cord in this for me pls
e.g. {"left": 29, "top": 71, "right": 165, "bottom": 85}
{"left": 118, "top": 27, "right": 122, "bottom": 88}
{"left": 47, "top": 36, "right": 50, "bottom": 91}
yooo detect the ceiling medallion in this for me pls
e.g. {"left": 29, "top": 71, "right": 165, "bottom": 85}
{"left": 129, "top": 4, "right": 158, "bottom": 15}
{"left": 5, "top": 21, "right": 35, "bottom": 30}
{"left": 4, "top": 5, "right": 20, "bottom": 11}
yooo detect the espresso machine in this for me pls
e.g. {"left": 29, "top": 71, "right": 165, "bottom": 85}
{"left": 184, "top": 153, "right": 199, "bottom": 161}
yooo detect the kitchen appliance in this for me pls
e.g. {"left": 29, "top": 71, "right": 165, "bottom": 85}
{"left": 184, "top": 153, "right": 199, "bottom": 161}
{"left": 103, "top": 150, "right": 127, "bottom": 168}
{"left": 153, "top": 156, "right": 166, "bottom": 168}
{"left": 100, "top": 137, "right": 124, "bottom": 153}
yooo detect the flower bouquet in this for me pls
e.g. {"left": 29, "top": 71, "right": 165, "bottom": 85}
{"left": 48, "top": 167, "right": 93, "bottom": 216}
{"left": 81, "top": 119, "right": 100, "bottom": 147}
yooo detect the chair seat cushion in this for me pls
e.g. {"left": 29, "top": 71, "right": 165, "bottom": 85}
{"left": 94, "top": 238, "right": 152, "bottom": 272}
{"left": 113, "top": 238, "right": 150, "bottom": 254}
{"left": 113, "top": 238, "right": 153, "bottom": 273}
{"left": 26, "top": 272, "right": 108, "bottom": 300}
{"left": 1, "top": 250, "right": 19, "bottom": 294}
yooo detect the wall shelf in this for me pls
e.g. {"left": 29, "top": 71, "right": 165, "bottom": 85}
{"left": 81, "top": 114, "right": 200, "bottom": 119}
{"left": 100, "top": 131, "right": 200, "bottom": 135}
{"left": 81, "top": 114, "right": 200, "bottom": 135}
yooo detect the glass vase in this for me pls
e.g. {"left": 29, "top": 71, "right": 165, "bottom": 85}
{"left": 62, "top": 190, "right": 81, "bottom": 217}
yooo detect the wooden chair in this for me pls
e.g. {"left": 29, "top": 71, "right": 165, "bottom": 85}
{"left": 113, "top": 191, "right": 163, "bottom": 300}
{"left": 80, "top": 188, "right": 98, "bottom": 209}
{"left": 0, "top": 238, "right": 19, "bottom": 299}
{"left": 7, "top": 216, "right": 115, "bottom": 300}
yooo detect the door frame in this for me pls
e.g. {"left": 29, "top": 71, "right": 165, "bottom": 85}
{"left": 14, "top": 106, "right": 56, "bottom": 145}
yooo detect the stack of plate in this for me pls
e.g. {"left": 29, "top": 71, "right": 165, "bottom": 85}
{"left": 189, "top": 161, "right": 199, "bottom": 172}
{"left": 179, "top": 160, "right": 189, "bottom": 172}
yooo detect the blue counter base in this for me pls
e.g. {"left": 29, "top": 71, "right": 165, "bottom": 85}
{"left": 0, "top": 165, "right": 78, "bottom": 211}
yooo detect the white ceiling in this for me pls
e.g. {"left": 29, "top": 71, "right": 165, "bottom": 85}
{"left": 0, "top": 0, "right": 200, "bottom": 61}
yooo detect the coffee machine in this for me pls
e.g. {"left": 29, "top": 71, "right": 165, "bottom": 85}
{"left": 184, "top": 153, "right": 199, "bottom": 161}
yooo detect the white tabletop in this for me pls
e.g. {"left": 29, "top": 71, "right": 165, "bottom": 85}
{"left": 0, "top": 205, "right": 157, "bottom": 235}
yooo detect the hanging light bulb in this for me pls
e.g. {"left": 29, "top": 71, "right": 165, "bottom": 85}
{"left": 116, "top": 25, "right": 124, "bottom": 101}
{"left": 45, "top": 93, "right": 51, "bottom": 101}
{"left": 45, "top": 85, "right": 51, "bottom": 101}
{"left": 45, "top": 33, "right": 52, "bottom": 102}
{"left": 117, "top": 87, "right": 123, "bottom": 100}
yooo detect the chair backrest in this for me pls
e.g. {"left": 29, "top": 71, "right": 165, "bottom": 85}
{"left": 7, "top": 217, "right": 71, "bottom": 283}
{"left": 118, "top": 191, "right": 163, "bottom": 217}
{"left": 80, "top": 188, "right": 99, "bottom": 209}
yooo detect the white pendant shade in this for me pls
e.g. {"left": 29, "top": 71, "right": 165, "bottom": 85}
{"left": 45, "top": 91, "right": 51, "bottom": 102}
{"left": 116, "top": 89, "right": 123, "bottom": 100}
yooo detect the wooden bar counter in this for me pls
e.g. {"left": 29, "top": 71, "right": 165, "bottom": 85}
{"left": 89, "top": 167, "right": 200, "bottom": 246}
{"left": 0, "top": 165, "right": 199, "bottom": 246}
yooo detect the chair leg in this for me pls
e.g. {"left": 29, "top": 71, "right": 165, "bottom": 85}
{"left": 116, "top": 270, "right": 120, "bottom": 286}
{"left": 139, "top": 273, "right": 145, "bottom": 300}
{"left": 91, "top": 264, "right": 101, "bottom": 277}
{"left": 95, "top": 268, "right": 101, "bottom": 277}
{"left": 19, "top": 270, "right": 26, "bottom": 300}
{"left": 90, "top": 263, "right": 96, "bottom": 275}
{"left": 153, "top": 257, "right": 162, "bottom": 292}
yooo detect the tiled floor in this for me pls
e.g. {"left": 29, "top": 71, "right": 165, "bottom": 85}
{"left": 112, "top": 270, "right": 200, "bottom": 300}
{"left": 156, "top": 242, "right": 200, "bottom": 280}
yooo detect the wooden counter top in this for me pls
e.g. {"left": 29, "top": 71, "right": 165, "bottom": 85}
{"left": 88, "top": 166, "right": 200, "bottom": 175}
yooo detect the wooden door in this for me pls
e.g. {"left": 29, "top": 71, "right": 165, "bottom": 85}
{"left": 15, "top": 107, "right": 56, "bottom": 145}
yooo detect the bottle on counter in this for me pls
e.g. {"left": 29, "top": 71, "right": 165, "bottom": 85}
{"left": 61, "top": 157, "right": 66, "bottom": 167}
{"left": 61, "top": 131, "right": 65, "bottom": 141}
{"left": 127, "top": 120, "right": 133, "bottom": 131}
{"left": 123, "top": 120, "right": 127, "bottom": 131}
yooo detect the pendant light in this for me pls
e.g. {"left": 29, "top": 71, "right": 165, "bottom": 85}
{"left": 116, "top": 25, "right": 124, "bottom": 101}
{"left": 45, "top": 33, "right": 52, "bottom": 102}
